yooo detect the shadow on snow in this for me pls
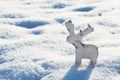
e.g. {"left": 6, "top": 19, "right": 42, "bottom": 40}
{"left": 55, "top": 18, "right": 65, "bottom": 24}
{"left": 0, "top": 14, "right": 25, "bottom": 18}
{"left": 62, "top": 65, "right": 94, "bottom": 80}
{"left": 31, "top": 30, "right": 44, "bottom": 35}
{"left": 0, "top": 69, "right": 49, "bottom": 80}
{"left": 73, "top": 6, "right": 95, "bottom": 12}
{"left": 15, "top": 20, "right": 49, "bottom": 29}
{"left": 52, "top": 3, "right": 66, "bottom": 9}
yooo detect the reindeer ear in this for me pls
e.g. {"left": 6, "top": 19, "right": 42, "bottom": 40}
{"left": 88, "top": 24, "right": 91, "bottom": 28}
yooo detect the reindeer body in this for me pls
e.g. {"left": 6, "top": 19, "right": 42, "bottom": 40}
{"left": 65, "top": 20, "right": 99, "bottom": 65}
{"left": 75, "top": 42, "right": 98, "bottom": 65}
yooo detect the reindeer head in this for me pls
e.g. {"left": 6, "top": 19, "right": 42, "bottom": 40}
{"left": 65, "top": 20, "right": 75, "bottom": 35}
{"left": 65, "top": 20, "right": 94, "bottom": 43}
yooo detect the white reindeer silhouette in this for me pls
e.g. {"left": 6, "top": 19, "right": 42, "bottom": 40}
{"left": 65, "top": 20, "right": 99, "bottom": 65}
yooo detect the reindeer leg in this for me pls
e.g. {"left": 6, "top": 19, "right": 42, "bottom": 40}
{"left": 90, "top": 59, "right": 96, "bottom": 65}
{"left": 91, "top": 49, "right": 99, "bottom": 65}
{"left": 75, "top": 50, "right": 82, "bottom": 65}
{"left": 90, "top": 55, "right": 97, "bottom": 65}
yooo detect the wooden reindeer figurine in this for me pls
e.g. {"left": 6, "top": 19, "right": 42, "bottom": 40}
{"left": 65, "top": 20, "right": 99, "bottom": 65}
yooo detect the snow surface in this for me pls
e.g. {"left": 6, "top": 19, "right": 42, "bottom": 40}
{"left": 0, "top": 0, "right": 120, "bottom": 80}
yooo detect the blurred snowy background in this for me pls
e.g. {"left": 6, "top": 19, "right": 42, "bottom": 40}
{"left": 0, "top": 0, "right": 120, "bottom": 80}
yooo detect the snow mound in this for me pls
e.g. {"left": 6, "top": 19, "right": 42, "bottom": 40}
{"left": 0, "top": 0, "right": 120, "bottom": 80}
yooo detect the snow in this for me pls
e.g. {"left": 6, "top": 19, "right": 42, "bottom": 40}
{"left": 0, "top": 0, "right": 120, "bottom": 80}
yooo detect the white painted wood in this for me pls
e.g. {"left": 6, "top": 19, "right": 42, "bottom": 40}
{"left": 65, "top": 20, "right": 99, "bottom": 65}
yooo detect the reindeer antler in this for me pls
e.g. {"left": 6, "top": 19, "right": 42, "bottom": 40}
{"left": 88, "top": 24, "right": 91, "bottom": 27}
{"left": 80, "top": 24, "right": 94, "bottom": 37}
{"left": 65, "top": 20, "right": 75, "bottom": 34}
